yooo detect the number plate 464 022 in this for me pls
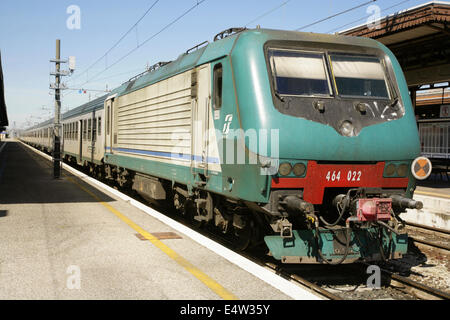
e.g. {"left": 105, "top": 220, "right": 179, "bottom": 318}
{"left": 325, "top": 170, "right": 362, "bottom": 182}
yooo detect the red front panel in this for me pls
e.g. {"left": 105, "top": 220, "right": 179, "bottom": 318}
{"left": 271, "top": 161, "right": 409, "bottom": 204}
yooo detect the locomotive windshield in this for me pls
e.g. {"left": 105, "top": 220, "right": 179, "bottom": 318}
{"left": 329, "top": 54, "right": 390, "bottom": 99}
{"left": 268, "top": 48, "right": 392, "bottom": 100}
{"left": 268, "top": 49, "right": 332, "bottom": 96}
{"left": 266, "top": 44, "right": 404, "bottom": 136}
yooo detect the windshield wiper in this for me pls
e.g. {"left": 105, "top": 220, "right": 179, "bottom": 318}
{"left": 389, "top": 97, "right": 399, "bottom": 110}
{"left": 275, "top": 91, "right": 285, "bottom": 102}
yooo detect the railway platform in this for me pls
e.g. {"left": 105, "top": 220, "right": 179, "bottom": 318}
{"left": 0, "top": 140, "right": 319, "bottom": 300}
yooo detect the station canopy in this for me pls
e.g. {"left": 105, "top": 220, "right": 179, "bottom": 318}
{"left": 0, "top": 51, "right": 8, "bottom": 128}
{"left": 340, "top": 1, "right": 450, "bottom": 88}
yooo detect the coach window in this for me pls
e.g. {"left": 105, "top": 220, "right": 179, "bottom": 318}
{"left": 93, "top": 118, "right": 97, "bottom": 141}
{"left": 107, "top": 106, "right": 110, "bottom": 135}
{"left": 213, "top": 63, "right": 223, "bottom": 109}
{"left": 83, "top": 119, "right": 87, "bottom": 140}
{"left": 98, "top": 117, "right": 101, "bottom": 136}
{"left": 88, "top": 119, "right": 92, "bottom": 141}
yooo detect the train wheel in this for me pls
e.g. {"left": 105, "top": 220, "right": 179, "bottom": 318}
{"left": 233, "top": 218, "right": 254, "bottom": 251}
{"left": 190, "top": 192, "right": 212, "bottom": 229}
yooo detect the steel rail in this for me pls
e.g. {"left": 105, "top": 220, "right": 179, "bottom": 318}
{"left": 359, "top": 262, "right": 450, "bottom": 300}
{"left": 405, "top": 221, "right": 450, "bottom": 235}
{"left": 263, "top": 262, "right": 343, "bottom": 300}
{"left": 411, "top": 237, "right": 450, "bottom": 251}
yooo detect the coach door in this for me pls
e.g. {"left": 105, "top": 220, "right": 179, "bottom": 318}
{"left": 191, "top": 65, "right": 211, "bottom": 178}
{"left": 105, "top": 97, "right": 114, "bottom": 154}
{"left": 90, "top": 111, "right": 96, "bottom": 163}
{"left": 78, "top": 119, "right": 83, "bottom": 163}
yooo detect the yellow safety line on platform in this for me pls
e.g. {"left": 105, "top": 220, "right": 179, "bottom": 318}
{"left": 64, "top": 173, "right": 237, "bottom": 300}
{"left": 415, "top": 190, "right": 450, "bottom": 199}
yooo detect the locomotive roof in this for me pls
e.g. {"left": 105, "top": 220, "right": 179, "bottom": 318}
{"left": 26, "top": 28, "right": 383, "bottom": 131}
{"left": 116, "top": 28, "right": 382, "bottom": 97}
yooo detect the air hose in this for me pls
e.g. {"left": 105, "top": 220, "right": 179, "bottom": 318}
{"left": 377, "top": 222, "right": 393, "bottom": 261}
{"left": 314, "top": 224, "right": 352, "bottom": 265}
{"left": 319, "top": 189, "right": 356, "bottom": 227}
{"left": 319, "top": 207, "right": 346, "bottom": 227}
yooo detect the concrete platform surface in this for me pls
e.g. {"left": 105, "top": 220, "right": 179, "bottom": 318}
{"left": 405, "top": 179, "right": 450, "bottom": 231}
{"left": 0, "top": 141, "right": 316, "bottom": 300}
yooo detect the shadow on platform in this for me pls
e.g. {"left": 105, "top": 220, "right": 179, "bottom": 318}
{"left": 0, "top": 141, "right": 115, "bottom": 204}
{"left": 417, "top": 176, "right": 450, "bottom": 189}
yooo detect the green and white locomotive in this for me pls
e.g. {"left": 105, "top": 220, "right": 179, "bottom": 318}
{"left": 22, "top": 28, "right": 430, "bottom": 264}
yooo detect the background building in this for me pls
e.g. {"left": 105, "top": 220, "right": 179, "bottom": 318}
{"left": 341, "top": 1, "right": 450, "bottom": 164}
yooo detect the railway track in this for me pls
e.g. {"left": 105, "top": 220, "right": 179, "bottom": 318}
{"left": 259, "top": 259, "right": 450, "bottom": 300}
{"left": 169, "top": 213, "right": 450, "bottom": 300}
{"left": 360, "top": 262, "right": 450, "bottom": 300}
{"left": 405, "top": 221, "right": 450, "bottom": 252}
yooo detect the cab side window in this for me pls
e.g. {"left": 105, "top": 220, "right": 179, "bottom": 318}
{"left": 213, "top": 63, "right": 223, "bottom": 109}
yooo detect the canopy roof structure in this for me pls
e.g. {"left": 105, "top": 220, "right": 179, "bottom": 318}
{"left": 0, "top": 51, "right": 8, "bottom": 128}
{"left": 340, "top": 1, "right": 450, "bottom": 87}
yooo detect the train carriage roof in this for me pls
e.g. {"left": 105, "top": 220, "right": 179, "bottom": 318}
{"left": 26, "top": 94, "right": 107, "bottom": 131}
{"left": 62, "top": 93, "right": 108, "bottom": 120}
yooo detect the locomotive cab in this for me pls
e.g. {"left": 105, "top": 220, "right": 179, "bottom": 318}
{"left": 224, "top": 29, "right": 426, "bottom": 264}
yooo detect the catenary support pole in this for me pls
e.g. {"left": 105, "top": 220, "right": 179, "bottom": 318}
{"left": 53, "top": 39, "right": 61, "bottom": 178}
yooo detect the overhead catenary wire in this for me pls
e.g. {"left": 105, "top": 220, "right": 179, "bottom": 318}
{"left": 326, "top": 0, "right": 412, "bottom": 34}
{"left": 67, "top": 0, "right": 161, "bottom": 85}
{"left": 295, "top": 0, "right": 377, "bottom": 31}
{"left": 68, "top": 0, "right": 207, "bottom": 92}
{"left": 63, "top": 0, "right": 207, "bottom": 105}
{"left": 244, "top": 0, "right": 294, "bottom": 27}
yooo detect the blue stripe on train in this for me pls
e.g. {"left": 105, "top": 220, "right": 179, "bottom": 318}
{"left": 105, "top": 147, "right": 220, "bottom": 164}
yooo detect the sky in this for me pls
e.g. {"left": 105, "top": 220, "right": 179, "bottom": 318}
{"left": 0, "top": 0, "right": 436, "bottom": 129}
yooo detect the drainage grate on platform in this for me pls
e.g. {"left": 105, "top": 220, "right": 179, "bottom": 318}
{"left": 135, "top": 232, "right": 182, "bottom": 241}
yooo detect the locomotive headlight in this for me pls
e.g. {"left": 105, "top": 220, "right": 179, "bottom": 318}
{"left": 293, "top": 163, "right": 306, "bottom": 176}
{"left": 397, "top": 164, "right": 408, "bottom": 177}
{"left": 278, "top": 163, "right": 292, "bottom": 176}
{"left": 384, "top": 163, "right": 396, "bottom": 176}
{"left": 340, "top": 121, "right": 354, "bottom": 137}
